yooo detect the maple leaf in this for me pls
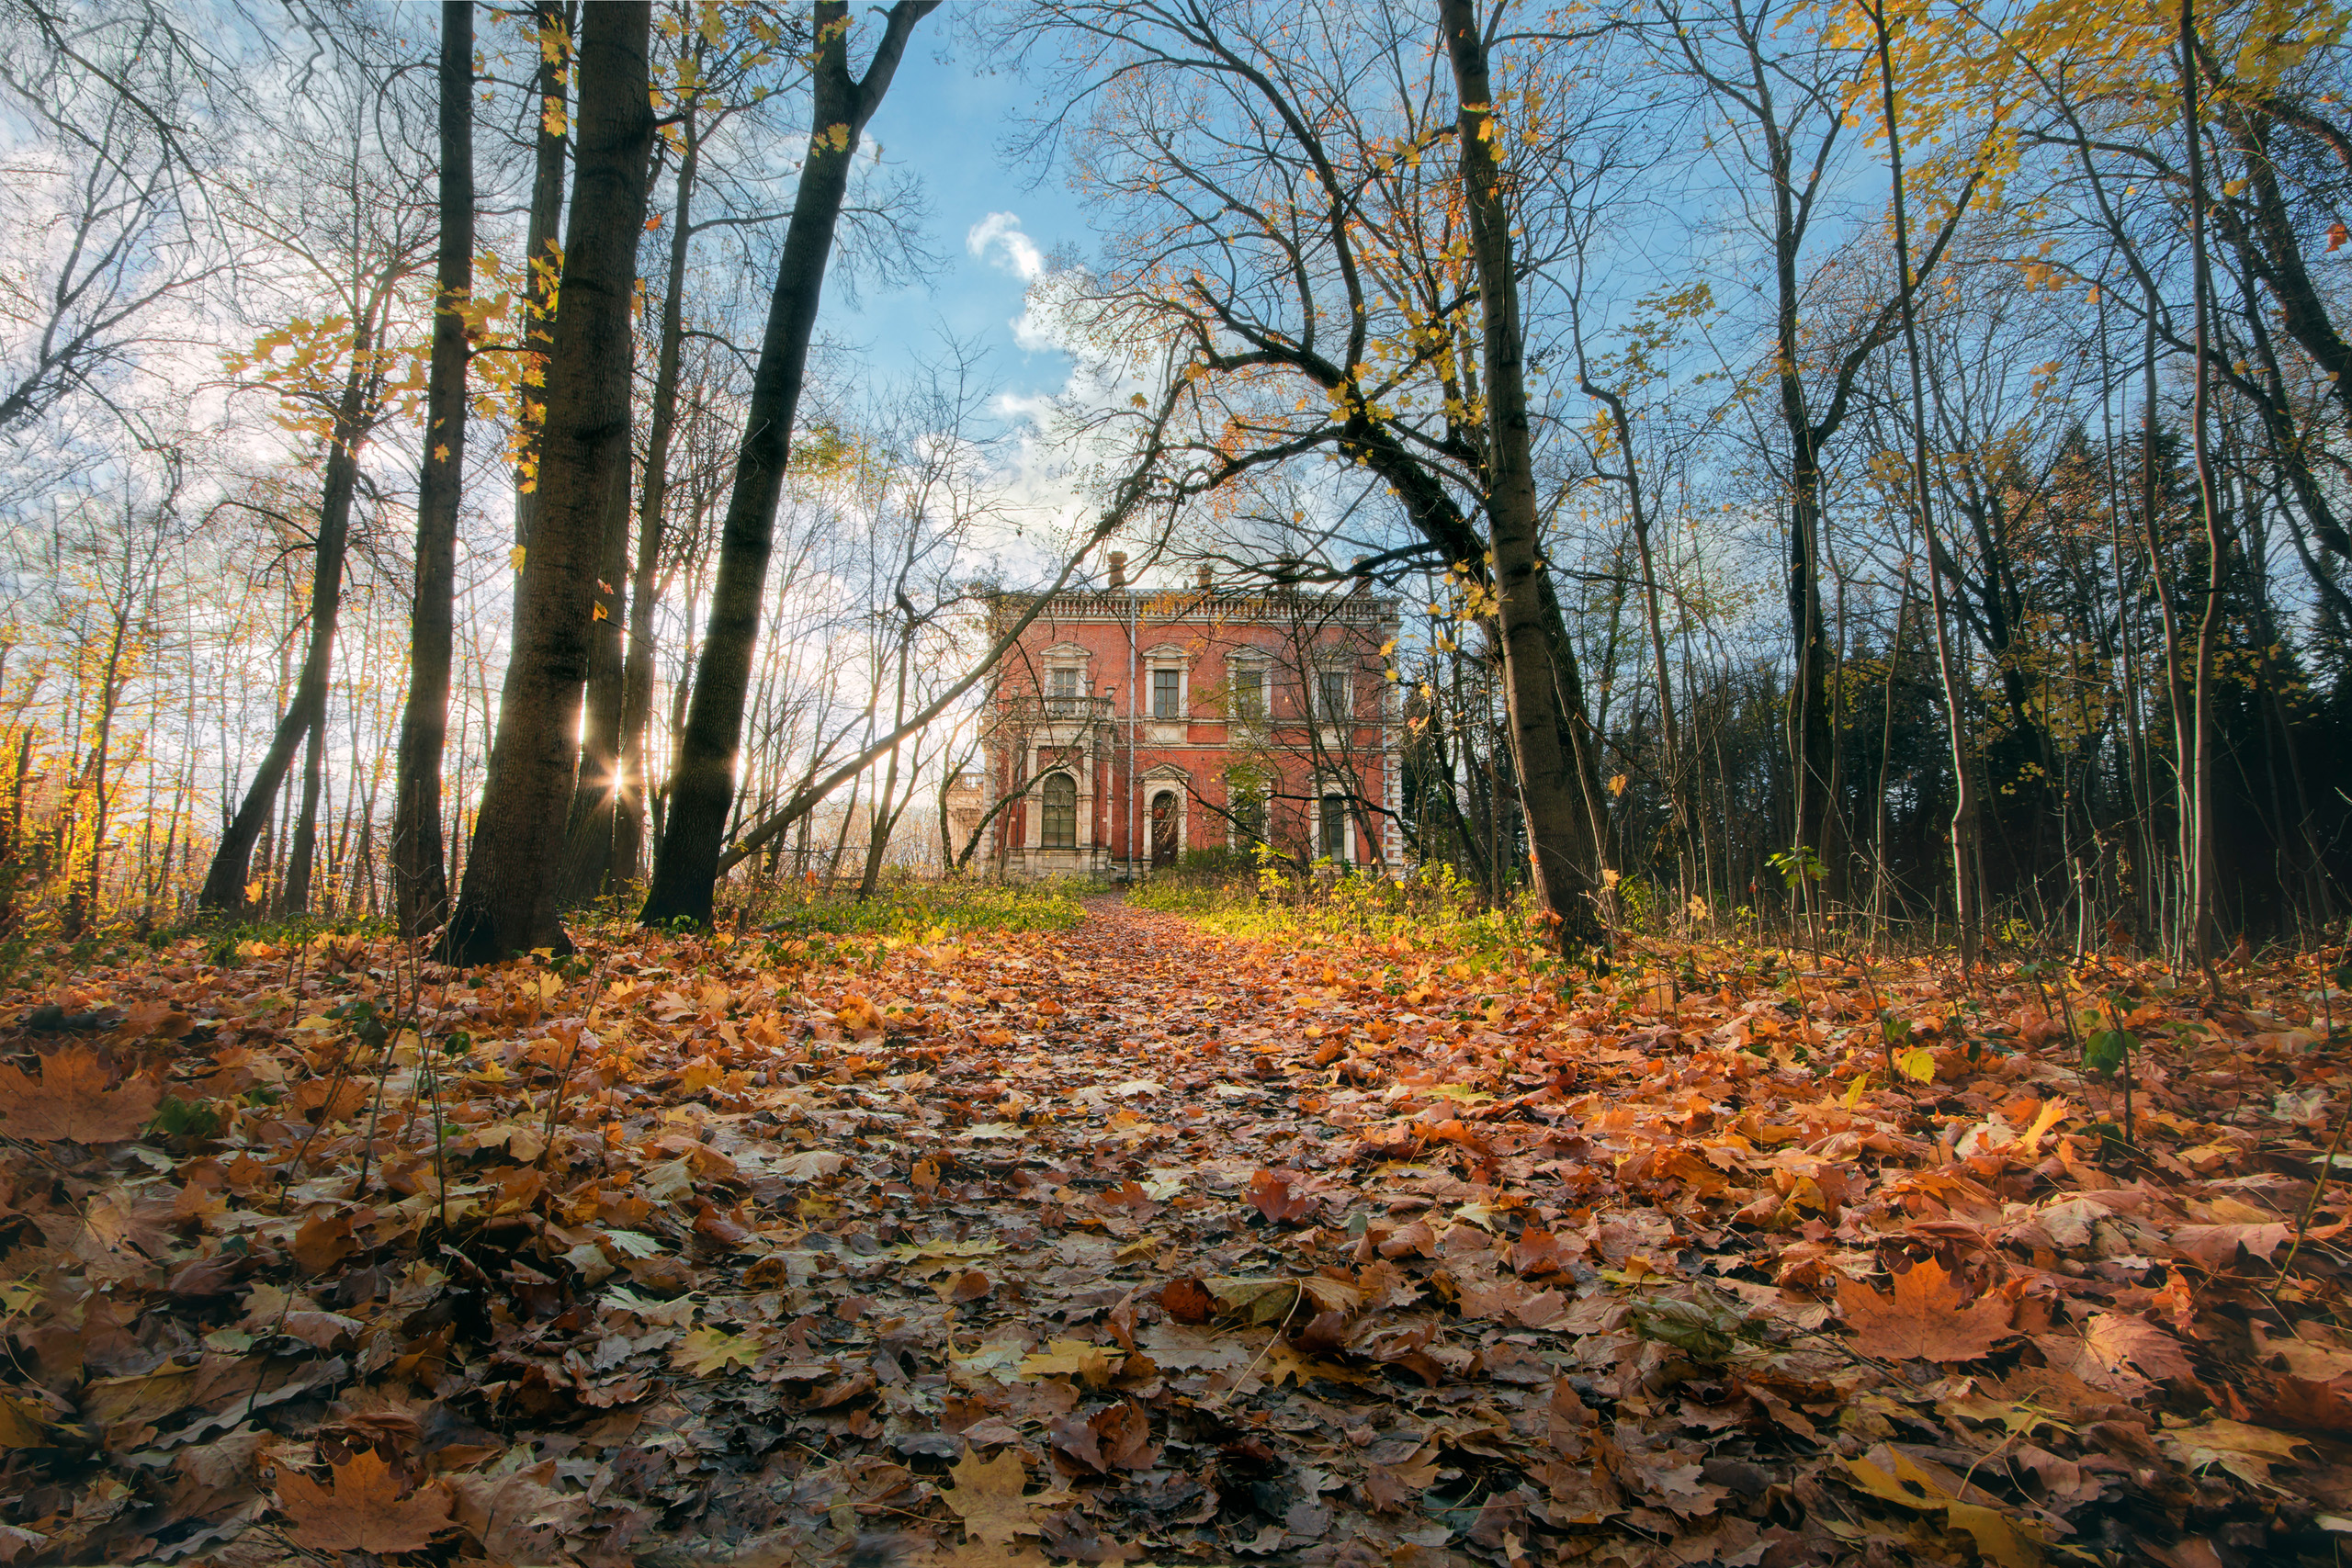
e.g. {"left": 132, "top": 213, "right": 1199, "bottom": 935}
{"left": 2080, "top": 1312, "right": 2194, "bottom": 1382}
{"left": 1837, "top": 1258, "right": 2014, "bottom": 1362}
{"left": 1246, "top": 1167, "right": 1322, "bottom": 1224}
{"left": 277, "top": 1450, "right": 452, "bottom": 1554}
{"left": 941, "top": 1449, "right": 1040, "bottom": 1546}
{"left": 0, "top": 1047, "right": 160, "bottom": 1144}
{"left": 673, "top": 1327, "right": 758, "bottom": 1376}
{"left": 2160, "top": 1417, "right": 2312, "bottom": 1488}
{"left": 1014, "top": 1338, "right": 1119, "bottom": 1385}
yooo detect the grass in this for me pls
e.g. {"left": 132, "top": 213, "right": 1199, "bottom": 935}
{"left": 1127, "top": 862, "right": 1566, "bottom": 977}
{"left": 751, "top": 874, "right": 1087, "bottom": 944}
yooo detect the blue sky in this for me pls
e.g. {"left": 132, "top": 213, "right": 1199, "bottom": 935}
{"left": 828, "top": 34, "right": 1093, "bottom": 423}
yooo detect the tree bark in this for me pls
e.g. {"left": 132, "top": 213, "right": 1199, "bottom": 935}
{"left": 640, "top": 0, "right": 934, "bottom": 928}
{"left": 557, "top": 446, "right": 631, "bottom": 902}
{"left": 1871, "top": 0, "right": 1980, "bottom": 966}
{"left": 198, "top": 334, "right": 372, "bottom": 913}
{"left": 1439, "top": 0, "right": 1606, "bottom": 954}
{"left": 512, "top": 0, "right": 572, "bottom": 572}
{"left": 611, "top": 120, "right": 698, "bottom": 894}
{"left": 392, "top": 0, "right": 474, "bottom": 938}
{"left": 2181, "top": 0, "right": 2227, "bottom": 972}
{"left": 441, "top": 0, "right": 653, "bottom": 964}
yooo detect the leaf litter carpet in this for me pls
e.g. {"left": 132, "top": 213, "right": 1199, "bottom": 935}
{"left": 3, "top": 898, "right": 2351, "bottom": 1566}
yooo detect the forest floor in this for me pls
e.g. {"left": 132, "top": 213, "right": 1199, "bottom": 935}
{"left": 0, "top": 893, "right": 2349, "bottom": 1568}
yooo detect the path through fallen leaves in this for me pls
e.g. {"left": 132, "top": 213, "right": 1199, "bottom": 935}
{"left": 3, "top": 897, "right": 2351, "bottom": 1566}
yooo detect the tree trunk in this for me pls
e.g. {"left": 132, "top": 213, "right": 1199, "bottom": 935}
{"left": 1439, "top": 0, "right": 1606, "bottom": 954}
{"left": 441, "top": 0, "right": 654, "bottom": 964}
{"left": 198, "top": 339, "right": 372, "bottom": 914}
{"left": 1871, "top": 0, "right": 1980, "bottom": 966}
{"left": 2181, "top": 0, "right": 2227, "bottom": 972}
{"left": 611, "top": 121, "right": 697, "bottom": 894}
{"left": 640, "top": 0, "right": 933, "bottom": 927}
{"left": 281, "top": 712, "right": 327, "bottom": 912}
{"left": 512, "top": 0, "right": 572, "bottom": 572}
{"left": 392, "top": 0, "right": 474, "bottom": 938}
{"left": 558, "top": 449, "right": 632, "bottom": 902}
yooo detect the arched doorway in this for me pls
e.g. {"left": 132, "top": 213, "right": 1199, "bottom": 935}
{"left": 1150, "top": 790, "right": 1179, "bottom": 867}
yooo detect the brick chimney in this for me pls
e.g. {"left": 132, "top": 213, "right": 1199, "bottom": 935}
{"left": 1108, "top": 551, "right": 1126, "bottom": 590}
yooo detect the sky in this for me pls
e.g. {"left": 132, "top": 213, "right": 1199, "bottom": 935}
{"left": 827, "top": 32, "right": 1095, "bottom": 470}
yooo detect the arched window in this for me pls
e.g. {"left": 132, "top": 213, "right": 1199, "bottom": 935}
{"left": 1040, "top": 773, "right": 1078, "bottom": 849}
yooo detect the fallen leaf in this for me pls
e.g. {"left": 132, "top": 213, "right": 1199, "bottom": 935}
{"left": 1838, "top": 1258, "right": 2015, "bottom": 1363}
{"left": 2159, "top": 1417, "right": 2312, "bottom": 1488}
{"left": 277, "top": 1450, "right": 452, "bottom": 1554}
{"left": 941, "top": 1448, "right": 1040, "bottom": 1546}
{"left": 0, "top": 1047, "right": 160, "bottom": 1144}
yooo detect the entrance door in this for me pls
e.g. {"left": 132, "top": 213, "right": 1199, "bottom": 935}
{"left": 1150, "top": 791, "right": 1179, "bottom": 867}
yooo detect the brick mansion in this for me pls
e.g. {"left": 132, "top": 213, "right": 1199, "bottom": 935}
{"left": 948, "top": 554, "right": 1404, "bottom": 878}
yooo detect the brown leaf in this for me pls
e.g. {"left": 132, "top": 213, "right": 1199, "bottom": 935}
{"left": 2080, "top": 1313, "right": 2195, "bottom": 1382}
{"left": 0, "top": 1047, "right": 159, "bottom": 1144}
{"left": 1050, "top": 1409, "right": 1104, "bottom": 1472}
{"left": 2171, "top": 1223, "right": 2290, "bottom": 1270}
{"left": 277, "top": 1450, "right": 452, "bottom": 1555}
{"left": 1159, "top": 1277, "right": 1218, "bottom": 1325}
{"left": 942, "top": 1448, "right": 1040, "bottom": 1546}
{"left": 291, "top": 1211, "right": 358, "bottom": 1276}
{"left": 1838, "top": 1258, "right": 2015, "bottom": 1363}
{"left": 1246, "top": 1168, "right": 1321, "bottom": 1224}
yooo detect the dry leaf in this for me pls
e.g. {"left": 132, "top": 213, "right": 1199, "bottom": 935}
{"left": 1838, "top": 1258, "right": 2015, "bottom": 1363}
{"left": 277, "top": 1450, "right": 452, "bottom": 1554}
{"left": 941, "top": 1448, "right": 1040, "bottom": 1546}
{"left": 0, "top": 1047, "right": 159, "bottom": 1144}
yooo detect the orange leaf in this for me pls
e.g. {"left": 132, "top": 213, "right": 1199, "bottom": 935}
{"left": 1837, "top": 1258, "right": 2015, "bottom": 1363}
{"left": 0, "top": 1047, "right": 160, "bottom": 1144}
{"left": 278, "top": 1450, "right": 452, "bottom": 1555}
{"left": 1246, "top": 1168, "right": 1322, "bottom": 1224}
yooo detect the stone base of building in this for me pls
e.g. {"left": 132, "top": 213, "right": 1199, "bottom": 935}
{"left": 997, "top": 846, "right": 1116, "bottom": 879}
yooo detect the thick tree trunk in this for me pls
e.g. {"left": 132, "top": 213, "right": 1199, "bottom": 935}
{"left": 557, "top": 453, "right": 632, "bottom": 902}
{"left": 281, "top": 715, "right": 327, "bottom": 911}
{"left": 511, "top": 0, "right": 571, "bottom": 573}
{"left": 1440, "top": 0, "right": 1606, "bottom": 954}
{"left": 640, "top": 0, "right": 933, "bottom": 927}
{"left": 392, "top": 0, "right": 474, "bottom": 938}
{"left": 611, "top": 125, "right": 697, "bottom": 894}
{"left": 441, "top": 0, "right": 654, "bottom": 964}
{"left": 198, "top": 342, "right": 371, "bottom": 914}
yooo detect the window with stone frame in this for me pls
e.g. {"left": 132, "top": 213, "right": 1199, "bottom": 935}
{"left": 1317, "top": 668, "right": 1351, "bottom": 720}
{"left": 1229, "top": 664, "right": 1265, "bottom": 718}
{"left": 1048, "top": 666, "right": 1081, "bottom": 715}
{"left": 1041, "top": 773, "right": 1078, "bottom": 848}
{"left": 1152, "top": 666, "right": 1182, "bottom": 719}
{"left": 1229, "top": 780, "right": 1267, "bottom": 847}
{"left": 1319, "top": 793, "right": 1349, "bottom": 861}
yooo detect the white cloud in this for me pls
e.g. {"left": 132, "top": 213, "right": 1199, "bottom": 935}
{"left": 966, "top": 210, "right": 1045, "bottom": 282}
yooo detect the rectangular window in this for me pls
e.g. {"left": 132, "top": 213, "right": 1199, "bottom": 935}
{"left": 1231, "top": 667, "right": 1263, "bottom": 718}
{"left": 1232, "top": 788, "right": 1267, "bottom": 847}
{"left": 1319, "top": 794, "right": 1349, "bottom": 862}
{"left": 1049, "top": 667, "right": 1080, "bottom": 716}
{"left": 1318, "top": 669, "right": 1350, "bottom": 719}
{"left": 1152, "top": 667, "right": 1181, "bottom": 719}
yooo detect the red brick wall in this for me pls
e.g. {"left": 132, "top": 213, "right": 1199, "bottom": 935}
{"left": 982, "top": 588, "right": 1401, "bottom": 874}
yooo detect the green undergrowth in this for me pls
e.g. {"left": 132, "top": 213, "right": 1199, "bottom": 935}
{"left": 752, "top": 876, "right": 1086, "bottom": 952}
{"left": 1128, "top": 864, "right": 1556, "bottom": 973}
